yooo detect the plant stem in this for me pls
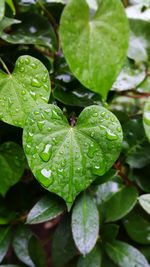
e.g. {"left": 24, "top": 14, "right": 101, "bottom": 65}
{"left": 0, "top": 57, "right": 11, "bottom": 76}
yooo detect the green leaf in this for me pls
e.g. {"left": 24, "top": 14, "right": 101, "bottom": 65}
{"left": 105, "top": 240, "right": 149, "bottom": 267}
{"left": 101, "top": 224, "right": 119, "bottom": 242}
{"left": 0, "top": 142, "right": 25, "bottom": 196}
{"left": 0, "top": 55, "right": 51, "bottom": 127}
{"left": 72, "top": 193, "right": 99, "bottom": 255}
{"left": 95, "top": 182, "right": 138, "bottom": 222}
{"left": 102, "top": 255, "right": 118, "bottom": 267}
{"left": 13, "top": 226, "right": 35, "bottom": 267}
{"left": 43, "top": 0, "right": 68, "bottom": 3}
{"left": 0, "top": 199, "right": 16, "bottom": 225}
{"left": 0, "top": 265, "right": 22, "bottom": 267}
{"left": 0, "top": 17, "right": 20, "bottom": 35}
{"left": 27, "top": 194, "right": 65, "bottom": 224}
{"left": 77, "top": 245, "right": 102, "bottom": 267}
{"left": 0, "top": 1, "right": 5, "bottom": 21}
{"left": 0, "top": 227, "right": 11, "bottom": 263}
{"left": 52, "top": 216, "right": 76, "bottom": 267}
{"left": 123, "top": 209, "right": 150, "bottom": 245}
{"left": 28, "top": 236, "right": 46, "bottom": 267}
{"left": 139, "top": 194, "right": 150, "bottom": 214}
{"left": 1, "top": 12, "right": 57, "bottom": 51}
{"left": 5, "top": 0, "right": 16, "bottom": 13}
{"left": 60, "top": 0, "right": 129, "bottom": 99}
{"left": 23, "top": 104, "right": 123, "bottom": 206}
{"left": 133, "top": 165, "right": 150, "bottom": 193}
{"left": 143, "top": 97, "right": 150, "bottom": 141}
{"left": 140, "top": 246, "right": 150, "bottom": 262}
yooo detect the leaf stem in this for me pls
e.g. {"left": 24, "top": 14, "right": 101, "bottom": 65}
{"left": 0, "top": 57, "right": 11, "bottom": 76}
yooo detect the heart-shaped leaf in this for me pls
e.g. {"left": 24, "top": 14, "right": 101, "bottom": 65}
{"left": 0, "top": 55, "right": 51, "bottom": 127}
{"left": 60, "top": 0, "right": 129, "bottom": 99}
{"left": 143, "top": 97, "right": 150, "bottom": 141}
{"left": 0, "top": 142, "right": 26, "bottom": 196}
{"left": 23, "top": 104, "right": 123, "bottom": 206}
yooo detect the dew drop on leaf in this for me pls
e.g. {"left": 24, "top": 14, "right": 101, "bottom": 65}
{"left": 88, "top": 143, "right": 97, "bottom": 158}
{"left": 40, "top": 144, "right": 52, "bottom": 162}
{"left": 36, "top": 168, "right": 53, "bottom": 187}
{"left": 31, "top": 78, "right": 41, "bottom": 88}
{"left": 37, "top": 121, "right": 45, "bottom": 130}
{"left": 106, "top": 130, "right": 118, "bottom": 141}
{"left": 51, "top": 110, "right": 61, "bottom": 120}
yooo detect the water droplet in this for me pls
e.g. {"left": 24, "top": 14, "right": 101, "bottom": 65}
{"left": 34, "top": 111, "right": 39, "bottom": 115}
{"left": 88, "top": 143, "right": 97, "bottom": 158}
{"left": 8, "top": 98, "right": 12, "bottom": 106}
{"left": 31, "top": 63, "right": 37, "bottom": 69}
{"left": 37, "top": 121, "right": 45, "bottom": 130}
{"left": 30, "top": 91, "right": 36, "bottom": 99}
{"left": 52, "top": 110, "right": 60, "bottom": 120}
{"left": 101, "top": 112, "right": 106, "bottom": 117}
{"left": 31, "top": 78, "right": 41, "bottom": 88}
{"left": 36, "top": 168, "right": 53, "bottom": 187}
{"left": 44, "top": 84, "right": 49, "bottom": 91}
{"left": 48, "top": 127, "right": 51, "bottom": 131}
{"left": 93, "top": 112, "right": 98, "bottom": 117}
{"left": 42, "top": 75, "right": 48, "bottom": 82}
{"left": 40, "top": 144, "right": 52, "bottom": 162}
{"left": 19, "top": 58, "right": 24, "bottom": 64}
{"left": 111, "top": 35, "right": 117, "bottom": 41}
{"left": 21, "top": 90, "right": 26, "bottom": 95}
{"left": 117, "top": 127, "right": 122, "bottom": 132}
{"left": 91, "top": 131, "right": 94, "bottom": 138}
{"left": 41, "top": 96, "right": 48, "bottom": 102}
{"left": 25, "top": 57, "right": 30, "bottom": 64}
{"left": 106, "top": 130, "right": 118, "bottom": 141}
{"left": 15, "top": 108, "right": 19, "bottom": 112}
{"left": 20, "top": 67, "right": 24, "bottom": 72}
{"left": 144, "top": 112, "right": 150, "bottom": 126}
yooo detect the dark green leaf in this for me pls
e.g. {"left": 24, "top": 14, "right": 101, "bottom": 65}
{"left": 105, "top": 240, "right": 149, "bottom": 267}
{"left": 0, "top": 17, "right": 20, "bottom": 35}
{"left": 77, "top": 245, "right": 102, "bottom": 267}
{"left": 0, "top": 142, "right": 25, "bottom": 196}
{"left": 60, "top": 0, "right": 129, "bottom": 99}
{"left": 0, "top": 55, "right": 51, "bottom": 127}
{"left": 72, "top": 193, "right": 99, "bottom": 255}
{"left": 95, "top": 181, "right": 138, "bottom": 222}
{"left": 143, "top": 97, "right": 150, "bottom": 141}
{"left": 1, "top": 13, "right": 57, "bottom": 51}
{"left": 0, "top": 227, "right": 11, "bottom": 263}
{"left": 0, "top": 1, "right": 5, "bottom": 21}
{"left": 101, "top": 224, "right": 119, "bottom": 242}
{"left": 28, "top": 236, "right": 46, "bottom": 267}
{"left": 52, "top": 216, "right": 76, "bottom": 267}
{"left": 27, "top": 194, "right": 65, "bottom": 224}
{"left": 23, "top": 104, "right": 123, "bottom": 207}
{"left": 123, "top": 209, "right": 150, "bottom": 245}
{"left": 138, "top": 194, "right": 150, "bottom": 214}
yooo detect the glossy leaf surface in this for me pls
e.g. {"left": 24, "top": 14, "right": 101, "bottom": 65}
{"left": 139, "top": 194, "right": 150, "bottom": 214}
{"left": 23, "top": 104, "right": 123, "bottom": 206}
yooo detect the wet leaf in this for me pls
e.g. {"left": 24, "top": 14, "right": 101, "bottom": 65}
{"left": 72, "top": 193, "right": 99, "bottom": 255}
{"left": 0, "top": 55, "right": 51, "bottom": 127}
{"left": 27, "top": 194, "right": 65, "bottom": 224}
{"left": 23, "top": 104, "right": 123, "bottom": 206}
{"left": 0, "top": 142, "right": 25, "bottom": 196}
{"left": 60, "top": 0, "right": 129, "bottom": 99}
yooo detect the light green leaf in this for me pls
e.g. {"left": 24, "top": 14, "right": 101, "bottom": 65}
{"left": 0, "top": 142, "right": 25, "bottom": 196}
{"left": 23, "top": 104, "right": 123, "bottom": 206}
{"left": 95, "top": 182, "right": 138, "bottom": 222}
{"left": 60, "top": 0, "right": 129, "bottom": 99}
{"left": 72, "top": 193, "right": 99, "bottom": 255}
{"left": 5, "top": 0, "right": 16, "bottom": 14}
{"left": 52, "top": 216, "right": 76, "bottom": 267}
{"left": 27, "top": 194, "right": 65, "bottom": 224}
{"left": 123, "top": 209, "right": 150, "bottom": 245}
{"left": 105, "top": 240, "right": 149, "bottom": 267}
{"left": 138, "top": 194, "right": 150, "bottom": 214}
{"left": 0, "top": 1, "right": 5, "bottom": 21}
{"left": 0, "top": 227, "right": 11, "bottom": 263}
{"left": 143, "top": 97, "right": 150, "bottom": 141}
{"left": 0, "top": 55, "right": 51, "bottom": 127}
{"left": 77, "top": 245, "right": 102, "bottom": 267}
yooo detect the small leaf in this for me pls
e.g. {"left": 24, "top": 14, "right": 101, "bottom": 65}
{"left": 95, "top": 181, "right": 138, "bottom": 222}
{"left": 139, "top": 194, "right": 150, "bottom": 214}
{"left": 23, "top": 104, "right": 123, "bottom": 206}
{"left": 0, "top": 227, "right": 11, "bottom": 263}
{"left": 0, "top": 142, "right": 26, "bottom": 196}
{"left": 72, "top": 193, "right": 99, "bottom": 255}
{"left": 13, "top": 226, "right": 35, "bottom": 267}
{"left": 28, "top": 236, "right": 46, "bottom": 267}
{"left": 0, "top": 55, "right": 51, "bottom": 127}
{"left": 77, "top": 245, "right": 102, "bottom": 267}
{"left": 123, "top": 209, "right": 150, "bottom": 244}
{"left": 52, "top": 216, "right": 76, "bottom": 267}
{"left": 105, "top": 240, "right": 149, "bottom": 267}
{"left": 27, "top": 194, "right": 65, "bottom": 224}
{"left": 60, "top": 0, "right": 129, "bottom": 99}
{"left": 143, "top": 97, "right": 150, "bottom": 141}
